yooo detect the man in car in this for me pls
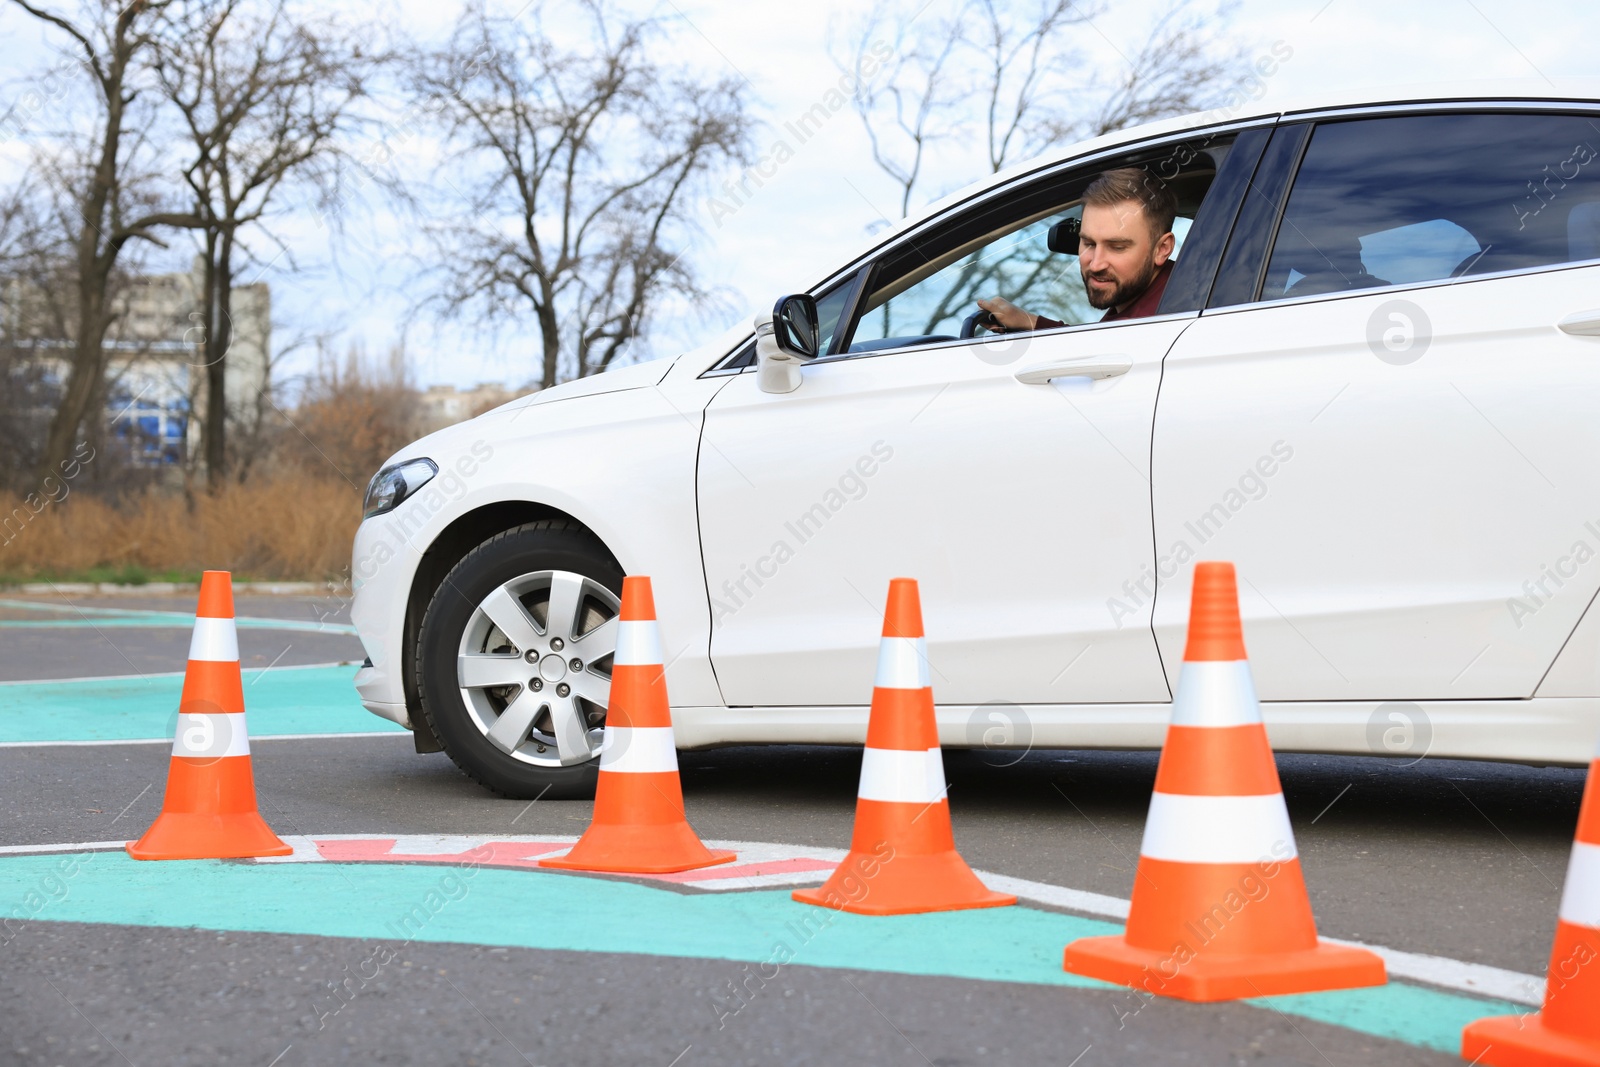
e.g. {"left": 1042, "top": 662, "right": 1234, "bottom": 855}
{"left": 977, "top": 167, "right": 1178, "bottom": 329}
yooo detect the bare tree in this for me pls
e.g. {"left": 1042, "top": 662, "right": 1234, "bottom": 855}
{"left": 8, "top": 0, "right": 200, "bottom": 485}
{"left": 837, "top": 2, "right": 968, "bottom": 219}
{"left": 207, "top": 287, "right": 289, "bottom": 486}
{"left": 413, "top": 0, "right": 754, "bottom": 388}
{"left": 151, "top": 0, "right": 373, "bottom": 486}
{"left": 1061, "top": 2, "right": 1241, "bottom": 141}
{"left": 0, "top": 165, "right": 198, "bottom": 492}
{"left": 282, "top": 338, "right": 420, "bottom": 484}
{"left": 967, "top": 0, "right": 1101, "bottom": 171}
{"left": 0, "top": 179, "right": 64, "bottom": 485}
{"left": 835, "top": 0, "right": 1242, "bottom": 217}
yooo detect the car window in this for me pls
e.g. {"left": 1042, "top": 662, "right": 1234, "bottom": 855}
{"left": 829, "top": 132, "right": 1247, "bottom": 357}
{"left": 1262, "top": 112, "right": 1600, "bottom": 302}
{"left": 847, "top": 208, "right": 1193, "bottom": 352}
{"left": 812, "top": 278, "right": 857, "bottom": 356}
{"left": 699, "top": 129, "right": 1250, "bottom": 374}
{"left": 1352, "top": 219, "right": 1483, "bottom": 285}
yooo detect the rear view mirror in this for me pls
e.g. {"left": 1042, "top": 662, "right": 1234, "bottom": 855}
{"left": 772, "top": 294, "right": 820, "bottom": 360}
{"left": 1047, "top": 217, "right": 1081, "bottom": 256}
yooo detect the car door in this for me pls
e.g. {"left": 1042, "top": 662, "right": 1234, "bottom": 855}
{"left": 697, "top": 127, "right": 1269, "bottom": 708}
{"left": 1152, "top": 107, "right": 1600, "bottom": 701}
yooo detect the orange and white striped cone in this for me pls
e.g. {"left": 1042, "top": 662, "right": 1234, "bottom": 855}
{"left": 540, "top": 576, "right": 734, "bottom": 875}
{"left": 793, "top": 578, "right": 1015, "bottom": 915}
{"left": 126, "top": 571, "right": 291, "bottom": 860}
{"left": 1463, "top": 736, "right": 1600, "bottom": 1065}
{"left": 1061, "top": 562, "right": 1384, "bottom": 1000}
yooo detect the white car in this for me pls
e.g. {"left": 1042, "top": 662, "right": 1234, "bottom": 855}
{"left": 351, "top": 80, "right": 1600, "bottom": 797}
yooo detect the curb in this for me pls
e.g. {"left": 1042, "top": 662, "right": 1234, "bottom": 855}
{"left": 3, "top": 581, "right": 328, "bottom": 596}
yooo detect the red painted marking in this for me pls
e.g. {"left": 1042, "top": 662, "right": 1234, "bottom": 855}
{"left": 313, "top": 839, "right": 568, "bottom": 868}
{"left": 306, "top": 839, "right": 834, "bottom": 886}
{"left": 386, "top": 842, "right": 568, "bottom": 866}
{"left": 315, "top": 839, "right": 399, "bottom": 861}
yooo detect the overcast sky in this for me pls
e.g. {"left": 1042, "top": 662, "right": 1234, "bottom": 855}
{"left": 2, "top": 0, "right": 1596, "bottom": 393}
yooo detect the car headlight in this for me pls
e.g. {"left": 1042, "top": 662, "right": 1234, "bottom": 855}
{"left": 363, "top": 458, "right": 438, "bottom": 518}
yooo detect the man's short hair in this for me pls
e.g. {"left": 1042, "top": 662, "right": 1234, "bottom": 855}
{"left": 1083, "top": 167, "right": 1177, "bottom": 240}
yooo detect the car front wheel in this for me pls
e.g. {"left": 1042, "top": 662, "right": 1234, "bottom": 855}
{"left": 416, "top": 520, "right": 623, "bottom": 798}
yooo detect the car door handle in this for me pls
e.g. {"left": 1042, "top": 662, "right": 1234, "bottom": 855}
{"left": 1014, "top": 355, "right": 1133, "bottom": 384}
{"left": 1559, "top": 309, "right": 1600, "bottom": 337}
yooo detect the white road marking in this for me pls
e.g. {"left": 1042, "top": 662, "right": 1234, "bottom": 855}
{"left": 0, "top": 661, "right": 358, "bottom": 686}
{"left": 0, "top": 840, "right": 131, "bottom": 854}
{"left": 0, "top": 731, "right": 407, "bottom": 748}
{"left": 0, "top": 831, "right": 1547, "bottom": 1006}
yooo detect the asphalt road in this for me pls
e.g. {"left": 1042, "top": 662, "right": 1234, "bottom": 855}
{"left": 0, "top": 590, "right": 1586, "bottom": 1065}
{"left": 4, "top": 924, "right": 1451, "bottom": 1067}
{"left": 0, "top": 593, "right": 361, "bottom": 680}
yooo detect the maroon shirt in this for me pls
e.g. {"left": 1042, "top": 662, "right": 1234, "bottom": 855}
{"left": 1032, "top": 260, "right": 1174, "bottom": 330}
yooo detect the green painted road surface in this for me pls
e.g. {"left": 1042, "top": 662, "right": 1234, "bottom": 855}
{"left": 0, "top": 665, "right": 400, "bottom": 743}
{"left": 0, "top": 612, "right": 1529, "bottom": 1057}
{"left": 0, "top": 851, "right": 1518, "bottom": 1056}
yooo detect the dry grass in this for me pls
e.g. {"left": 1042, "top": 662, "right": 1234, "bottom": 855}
{"left": 0, "top": 476, "right": 361, "bottom": 582}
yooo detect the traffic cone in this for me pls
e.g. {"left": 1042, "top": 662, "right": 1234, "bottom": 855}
{"left": 793, "top": 578, "right": 1015, "bottom": 915}
{"left": 1462, "top": 736, "right": 1600, "bottom": 1065}
{"left": 127, "top": 571, "right": 291, "bottom": 860}
{"left": 1060, "top": 562, "right": 1385, "bottom": 1000}
{"left": 541, "top": 576, "right": 734, "bottom": 874}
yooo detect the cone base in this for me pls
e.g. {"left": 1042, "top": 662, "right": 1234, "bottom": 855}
{"left": 539, "top": 821, "right": 736, "bottom": 874}
{"left": 792, "top": 850, "right": 1017, "bottom": 916}
{"left": 126, "top": 811, "right": 292, "bottom": 860}
{"left": 1061, "top": 933, "right": 1386, "bottom": 1002}
{"left": 1464, "top": 1014, "right": 1600, "bottom": 1067}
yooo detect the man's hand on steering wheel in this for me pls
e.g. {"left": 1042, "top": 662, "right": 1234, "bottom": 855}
{"left": 976, "top": 296, "right": 1038, "bottom": 332}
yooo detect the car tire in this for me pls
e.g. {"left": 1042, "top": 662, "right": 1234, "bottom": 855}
{"left": 415, "top": 520, "right": 625, "bottom": 799}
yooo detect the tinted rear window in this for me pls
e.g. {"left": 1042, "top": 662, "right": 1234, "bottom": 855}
{"left": 1262, "top": 111, "right": 1600, "bottom": 301}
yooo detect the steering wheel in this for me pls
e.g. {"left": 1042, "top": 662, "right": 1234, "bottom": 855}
{"left": 960, "top": 309, "right": 1000, "bottom": 339}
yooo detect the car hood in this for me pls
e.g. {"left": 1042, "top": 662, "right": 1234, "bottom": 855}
{"left": 494, "top": 356, "right": 677, "bottom": 414}
{"left": 370, "top": 355, "right": 681, "bottom": 476}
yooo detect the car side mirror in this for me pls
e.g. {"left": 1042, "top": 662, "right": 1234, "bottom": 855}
{"left": 755, "top": 294, "right": 820, "bottom": 394}
{"left": 772, "top": 294, "right": 820, "bottom": 360}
